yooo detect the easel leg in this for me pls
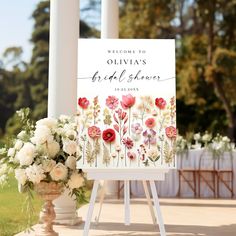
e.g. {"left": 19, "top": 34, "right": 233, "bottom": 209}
{"left": 83, "top": 180, "right": 99, "bottom": 236}
{"left": 142, "top": 180, "right": 156, "bottom": 225}
{"left": 124, "top": 180, "right": 130, "bottom": 225}
{"left": 150, "top": 180, "right": 166, "bottom": 236}
{"left": 95, "top": 180, "right": 106, "bottom": 225}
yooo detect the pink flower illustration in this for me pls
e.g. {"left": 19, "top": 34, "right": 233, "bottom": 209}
{"left": 115, "top": 108, "right": 127, "bottom": 120}
{"left": 155, "top": 98, "right": 166, "bottom": 110}
{"left": 165, "top": 126, "right": 177, "bottom": 139}
{"left": 127, "top": 152, "right": 136, "bottom": 161}
{"left": 121, "top": 94, "right": 136, "bottom": 110}
{"left": 88, "top": 126, "right": 101, "bottom": 139}
{"left": 122, "top": 137, "right": 134, "bottom": 149}
{"left": 106, "top": 96, "right": 119, "bottom": 110}
{"left": 143, "top": 129, "right": 157, "bottom": 147}
{"left": 131, "top": 123, "right": 143, "bottom": 135}
{"left": 145, "top": 118, "right": 156, "bottom": 128}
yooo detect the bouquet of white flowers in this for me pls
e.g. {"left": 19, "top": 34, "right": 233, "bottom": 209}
{"left": 0, "top": 108, "right": 85, "bottom": 227}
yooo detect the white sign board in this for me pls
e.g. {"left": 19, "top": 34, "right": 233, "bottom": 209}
{"left": 77, "top": 39, "right": 176, "bottom": 169}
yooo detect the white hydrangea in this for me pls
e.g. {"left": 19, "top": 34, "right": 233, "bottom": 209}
{"left": 15, "top": 168, "right": 28, "bottom": 185}
{"left": 42, "top": 159, "right": 56, "bottom": 172}
{"left": 50, "top": 163, "right": 68, "bottom": 181}
{"left": 36, "top": 118, "right": 57, "bottom": 130}
{"left": 63, "top": 140, "right": 77, "bottom": 156}
{"left": 32, "top": 125, "right": 53, "bottom": 145}
{"left": 65, "top": 156, "right": 76, "bottom": 170}
{"left": 14, "top": 140, "right": 23, "bottom": 150}
{"left": 25, "top": 164, "right": 45, "bottom": 184}
{"left": 17, "top": 142, "right": 36, "bottom": 166}
{"left": 68, "top": 172, "right": 84, "bottom": 189}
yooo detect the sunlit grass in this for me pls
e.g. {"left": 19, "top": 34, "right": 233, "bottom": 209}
{"left": 0, "top": 176, "right": 42, "bottom": 236}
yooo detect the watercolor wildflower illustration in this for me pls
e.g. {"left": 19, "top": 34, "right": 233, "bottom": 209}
{"left": 77, "top": 94, "right": 176, "bottom": 168}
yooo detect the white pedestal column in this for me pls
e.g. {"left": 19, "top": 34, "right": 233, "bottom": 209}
{"left": 48, "top": 0, "right": 80, "bottom": 225}
{"left": 101, "top": 0, "right": 119, "bottom": 196}
{"left": 101, "top": 0, "right": 119, "bottom": 38}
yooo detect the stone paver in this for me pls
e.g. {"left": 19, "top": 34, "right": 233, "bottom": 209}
{"left": 16, "top": 198, "right": 236, "bottom": 236}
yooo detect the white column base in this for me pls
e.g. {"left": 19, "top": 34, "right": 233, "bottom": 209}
{"left": 53, "top": 190, "right": 82, "bottom": 226}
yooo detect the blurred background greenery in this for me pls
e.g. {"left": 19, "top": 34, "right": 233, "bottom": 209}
{"left": 0, "top": 0, "right": 236, "bottom": 145}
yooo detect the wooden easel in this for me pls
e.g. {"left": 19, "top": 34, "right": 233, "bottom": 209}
{"left": 82, "top": 169, "right": 168, "bottom": 236}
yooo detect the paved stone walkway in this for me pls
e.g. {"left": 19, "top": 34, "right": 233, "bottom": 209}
{"left": 16, "top": 198, "right": 236, "bottom": 236}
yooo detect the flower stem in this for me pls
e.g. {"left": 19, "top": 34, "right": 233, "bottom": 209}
{"left": 117, "top": 152, "right": 120, "bottom": 167}
{"left": 129, "top": 108, "right": 131, "bottom": 136}
{"left": 125, "top": 147, "right": 127, "bottom": 167}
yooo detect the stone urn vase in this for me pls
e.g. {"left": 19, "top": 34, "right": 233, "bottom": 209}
{"left": 34, "top": 182, "right": 64, "bottom": 236}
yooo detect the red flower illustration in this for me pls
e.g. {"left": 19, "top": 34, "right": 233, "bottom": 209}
{"left": 155, "top": 98, "right": 166, "bottom": 110}
{"left": 122, "top": 137, "right": 134, "bottom": 149}
{"left": 165, "top": 126, "right": 177, "bottom": 139}
{"left": 121, "top": 94, "right": 136, "bottom": 110}
{"left": 88, "top": 126, "right": 101, "bottom": 139}
{"left": 145, "top": 118, "right": 156, "bottom": 128}
{"left": 78, "top": 97, "right": 89, "bottom": 109}
{"left": 102, "top": 129, "right": 116, "bottom": 143}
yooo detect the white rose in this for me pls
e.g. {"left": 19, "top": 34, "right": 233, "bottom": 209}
{"left": 26, "top": 164, "right": 45, "bottom": 184}
{"left": 42, "top": 159, "right": 56, "bottom": 172}
{"left": 14, "top": 140, "right": 23, "bottom": 150}
{"left": 50, "top": 163, "right": 68, "bottom": 181}
{"left": 15, "top": 169, "right": 27, "bottom": 185}
{"left": 7, "top": 148, "right": 15, "bottom": 157}
{"left": 17, "top": 143, "right": 36, "bottom": 166}
{"left": 65, "top": 156, "right": 77, "bottom": 170}
{"left": 33, "top": 125, "right": 53, "bottom": 145}
{"left": 63, "top": 140, "right": 77, "bottom": 156}
{"left": 47, "top": 141, "right": 60, "bottom": 158}
{"left": 36, "top": 118, "right": 57, "bottom": 130}
{"left": 17, "top": 131, "right": 27, "bottom": 140}
{"left": 68, "top": 172, "right": 84, "bottom": 189}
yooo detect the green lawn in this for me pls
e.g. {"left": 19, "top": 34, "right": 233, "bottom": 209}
{"left": 0, "top": 176, "right": 91, "bottom": 236}
{"left": 0, "top": 176, "right": 42, "bottom": 236}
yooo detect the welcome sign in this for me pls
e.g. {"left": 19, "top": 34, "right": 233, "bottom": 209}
{"left": 77, "top": 39, "right": 176, "bottom": 169}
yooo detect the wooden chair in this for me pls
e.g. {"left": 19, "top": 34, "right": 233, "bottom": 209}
{"left": 198, "top": 150, "right": 217, "bottom": 198}
{"left": 178, "top": 151, "right": 197, "bottom": 197}
{"left": 117, "top": 181, "right": 134, "bottom": 199}
{"left": 117, "top": 180, "right": 124, "bottom": 199}
{"left": 216, "top": 153, "right": 234, "bottom": 198}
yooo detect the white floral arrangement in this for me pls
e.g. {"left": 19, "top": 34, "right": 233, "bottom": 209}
{"left": 175, "top": 132, "right": 234, "bottom": 156}
{"left": 0, "top": 108, "right": 85, "bottom": 220}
